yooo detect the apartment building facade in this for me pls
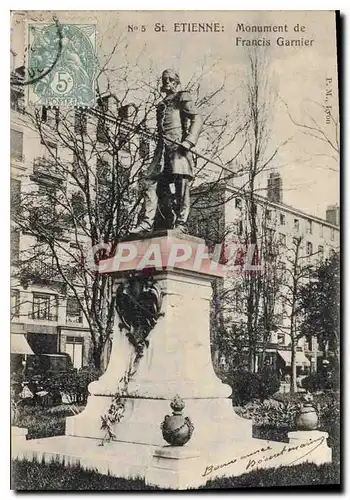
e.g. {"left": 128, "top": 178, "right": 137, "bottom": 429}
{"left": 10, "top": 62, "right": 149, "bottom": 371}
{"left": 190, "top": 172, "right": 340, "bottom": 377}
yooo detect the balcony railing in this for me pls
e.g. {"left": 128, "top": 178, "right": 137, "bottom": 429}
{"left": 66, "top": 315, "right": 83, "bottom": 324}
{"left": 33, "top": 157, "right": 65, "bottom": 181}
{"left": 25, "top": 260, "right": 61, "bottom": 283}
{"left": 28, "top": 311, "right": 58, "bottom": 321}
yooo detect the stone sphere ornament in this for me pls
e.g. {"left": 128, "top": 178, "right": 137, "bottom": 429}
{"left": 160, "top": 395, "right": 194, "bottom": 446}
{"left": 295, "top": 392, "right": 319, "bottom": 431}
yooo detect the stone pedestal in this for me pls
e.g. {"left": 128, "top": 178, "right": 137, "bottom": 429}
{"left": 66, "top": 232, "right": 252, "bottom": 445}
{"left": 11, "top": 426, "right": 28, "bottom": 446}
{"left": 287, "top": 430, "right": 331, "bottom": 464}
{"left": 12, "top": 232, "right": 332, "bottom": 489}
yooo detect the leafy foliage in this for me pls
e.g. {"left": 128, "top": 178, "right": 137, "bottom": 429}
{"left": 236, "top": 398, "right": 298, "bottom": 428}
{"left": 302, "top": 370, "right": 339, "bottom": 393}
{"left": 236, "top": 392, "right": 340, "bottom": 435}
{"left": 100, "top": 394, "right": 126, "bottom": 445}
{"left": 299, "top": 252, "right": 340, "bottom": 358}
{"left": 13, "top": 366, "right": 100, "bottom": 407}
{"left": 224, "top": 369, "right": 280, "bottom": 406}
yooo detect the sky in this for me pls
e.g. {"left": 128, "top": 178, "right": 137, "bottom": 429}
{"left": 11, "top": 10, "right": 339, "bottom": 219}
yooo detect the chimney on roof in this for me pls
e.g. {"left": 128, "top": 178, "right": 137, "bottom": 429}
{"left": 267, "top": 172, "right": 283, "bottom": 203}
{"left": 326, "top": 204, "right": 339, "bottom": 226}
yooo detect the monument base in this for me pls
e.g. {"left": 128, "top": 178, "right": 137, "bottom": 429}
{"left": 10, "top": 234, "right": 332, "bottom": 489}
{"left": 12, "top": 431, "right": 331, "bottom": 490}
{"left": 65, "top": 394, "right": 252, "bottom": 447}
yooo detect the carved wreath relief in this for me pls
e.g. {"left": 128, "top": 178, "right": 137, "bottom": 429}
{"left": 115, "top": 276, "right": 163, "bottom": 358}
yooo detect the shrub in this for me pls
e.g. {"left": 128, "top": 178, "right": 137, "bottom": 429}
{"left": 235, "top": 399, "right": 298, "bottom": 428}
{"left": 224, "top": 369, "right": 280, "bottom": 406}
{"left": 236, "top": 390, "right": 340, "bottom": 456}
{"left": 19, "top": 365, "right": 101, "bottom": 407}
{"left": 302, "top": 370, "right": 339, "bottom": 393}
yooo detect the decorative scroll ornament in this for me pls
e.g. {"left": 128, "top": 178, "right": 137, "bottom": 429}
{"left": 116, "top": 276, "right": 163, "bottom": 358}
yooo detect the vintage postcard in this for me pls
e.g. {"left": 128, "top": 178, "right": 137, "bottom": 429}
{"left": 10, "top": 10, "right": 340, "bottom": 491}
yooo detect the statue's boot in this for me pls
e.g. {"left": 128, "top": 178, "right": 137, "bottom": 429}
{"left": 174, "top": 177, "right": 190, "bottom": 233}
{"left": 129, "top": 222, "right": 153, "bottom": 235}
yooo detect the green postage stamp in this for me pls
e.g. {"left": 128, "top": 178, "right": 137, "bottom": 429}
{"left": 26, "top": 22, "right": 97, "bottom": 107}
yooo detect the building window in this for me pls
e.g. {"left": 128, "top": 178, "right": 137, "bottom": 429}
{"left": 97, "top": 158, "right": 110, "bottom": 184}
{"left": 37, "top": 182, "right": 57, "bottom": 197}
{"left": 277, "top": 333, "right": 286, "bottom": 345}
{"left": 235, "top": 198, "right": 242, "bottom": 209}
{"left": 96, "top": 118, "right": 109, "bottom": 144}
{"left": 11, "top": 229, "right": 20, "bottom": 264}
{"left": 66, "top": 297, "right": 83, "bottom": 324}
{"left": 11, "top": 289, "right": 20, "bottom": 318}
{"left": 139, "top": 136, "right": 150, "bottom": 159}
{"left": 294, "top": 218, "right": 299, "bottom": 231}
{"left": 306, "top": 241, "right": 313, "bottom": 256}
{"left": 265, "top": 228, "right": 276, "bottom": 257}
{"left": 118, "top": 130, "right": 131, "bottom": 153}
{"left": 11, "top": 129, "right": 24, "bottom": 161}
{"left": 266, "top": 209, "right": 272, "bottom": 221}
{"left": 41, "top": 139, "right": 58, "bottom": 159}
{"left": 279, "top": 233, "right": 286, "bottom": 246}
{"left": 237, "top": 219, "right": 243, "bottom": 236}
{"left": 320, "top": 225, "right": 324, "bottom": 237}
{"left": 11, "top": 88, "right": 25, "bottom": 114}
{"left": 72, "top": 152, "right": 85, "bottom": 182}
{"left": 97, "top": 96, "right": 109, "bottom": 112}
{"left": 41, "top": 106, "right": 59, "bottom": 126}
{"left": 11, "top": 178, "right": 21, "bottom": 218}
{"left": 118, "top": 104, "right": 136, "bottom": 121}
{"left": 71, "top": 191, "right": 86, "bottom": 225}
{"left": 31, "top": 293, "right": 58, "bottom": 321}
{"left": 305, "top": 337, "right": 314, "bottom": 352}
{"left": 306, "top": 219, "right": 312, "bottom": 234}
{"left": 65, "top": 336, "right": 83, "bottom": 369}
{"left": 266, "top": 227, "right": 275, "bottom": 240}
{"left": 318, "top": 245, "right": 324, "bottom": 259}
{"left": 74, "top": 109, "right": 87, "bottom": 135}
{"left": 331, "top": 228, "right": 335, "bottom": 241}
{"left": 280, "top": 213, "right": 285, "bottom": 225}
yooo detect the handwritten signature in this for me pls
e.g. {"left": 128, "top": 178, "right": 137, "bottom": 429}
{"left": 202, "top": 435, "right": 325, "bottom": 477}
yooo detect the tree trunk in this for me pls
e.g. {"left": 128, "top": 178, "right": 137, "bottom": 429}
{"left": 247, "top": 292, "right": 256, "bottom": 373}
{"left": 92, "top": 343, "right": 103, "bottom": 371}
{"left": 290, "top": 327, "right": 297, "bottom": 394}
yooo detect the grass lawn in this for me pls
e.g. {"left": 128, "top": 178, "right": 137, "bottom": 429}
{"left": 11, "top": 458, "right": 340, "bottom": 490}
{"left": 13, "top": 403, "right": 85, "bottom": 439}
{"left": 11, "top": 399, "right": 340, "bottom": 490}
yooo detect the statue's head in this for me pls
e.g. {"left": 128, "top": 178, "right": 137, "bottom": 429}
{"left": 161, "top": 69, "right": 180, "bottom": 95}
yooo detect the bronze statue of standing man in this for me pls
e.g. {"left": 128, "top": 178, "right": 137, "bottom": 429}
{"left": 131, "top": 69, "right": 202, "bottom": 234}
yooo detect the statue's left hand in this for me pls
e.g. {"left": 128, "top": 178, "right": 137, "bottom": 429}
{"left": 179, "top": 140, "right": 193, "bottom": 153}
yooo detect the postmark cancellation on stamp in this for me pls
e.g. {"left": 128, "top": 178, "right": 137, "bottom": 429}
{"left": 26, "top": 22, "right": 97, "bottom": 107}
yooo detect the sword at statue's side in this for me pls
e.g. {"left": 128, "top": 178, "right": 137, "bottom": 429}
{"left": 118, "top": 119, "right": 236, "bottom": 177}
{"left": 91, "top": 107, "right": 238, "bottom": 178}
